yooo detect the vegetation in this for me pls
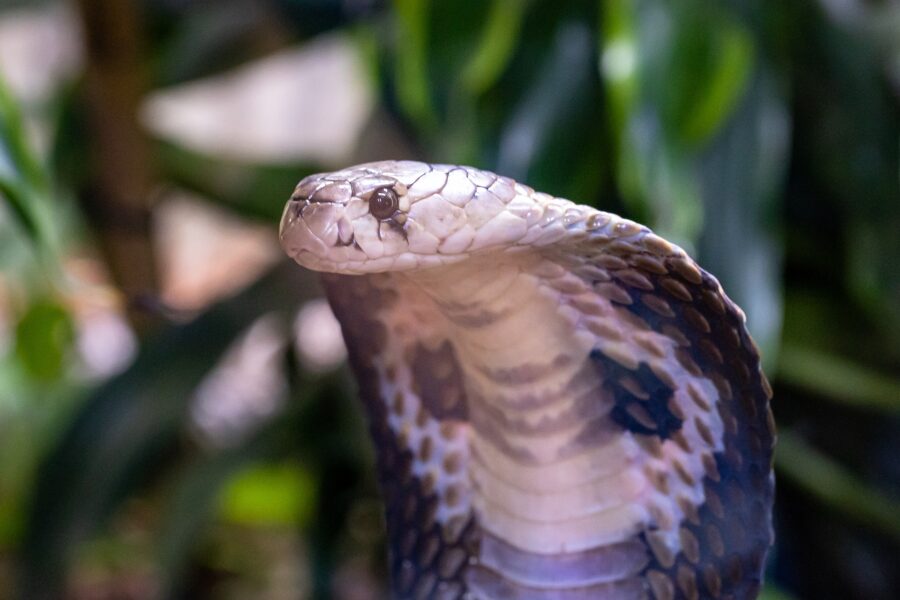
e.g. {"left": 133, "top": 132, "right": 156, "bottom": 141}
{"left": 0, "top": 0, "right": 898, "bottom": 598}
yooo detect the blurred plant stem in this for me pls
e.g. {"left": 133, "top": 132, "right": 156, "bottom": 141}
{"left": 73, "top": 0, "right": 159, "bottom": 332}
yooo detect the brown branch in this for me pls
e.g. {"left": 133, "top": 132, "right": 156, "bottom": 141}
{"left": 73, "top": 0, "right": 159, "bottom": 333}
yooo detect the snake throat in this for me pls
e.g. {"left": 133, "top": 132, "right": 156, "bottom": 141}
{"left": 283, "top": 161, "right": 775, "bottom": 600}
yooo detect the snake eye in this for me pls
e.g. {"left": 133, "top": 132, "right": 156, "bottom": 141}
{"left": 369, "top": 187, "right": 399, "bottom": 220}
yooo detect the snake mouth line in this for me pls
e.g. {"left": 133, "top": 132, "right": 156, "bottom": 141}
{"left": 334, "top": 232, "right": 357, "bottom": 248}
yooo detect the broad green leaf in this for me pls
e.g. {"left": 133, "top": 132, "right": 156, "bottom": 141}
{"left": 660, "top": 1, "right": 755, "bottom": 147}
{"left": 601, "top": 0, "right": 762, "bottom": 251}
{"left": 602, "top": 0, "right": 709, "bottom": 245}
{"left": 616, "top": 115, "right": 702, "bottom": 246}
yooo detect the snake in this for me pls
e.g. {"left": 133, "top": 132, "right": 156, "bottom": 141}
{"left": 279, "top": 161, "right": 775, "bottom": 600}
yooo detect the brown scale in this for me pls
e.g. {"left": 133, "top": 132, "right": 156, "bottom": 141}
{"left": 408, "top": 340, "right": 468, "bottom": 420}
{"left": 323, "top": 273, "right": 477, "bottom": 600}
{"left": 595, "top": 245, "right": 775, "bottom": 600}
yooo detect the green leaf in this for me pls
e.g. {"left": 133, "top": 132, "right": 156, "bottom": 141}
{"left": 602, "top": 0, "right": 764, "bottom": 253}
{"left": 496, "top": 21, "right": 604, "bottom": 201}
{"left": 14, "top": 300, "right": 75, "bottom": 382}
{"left": 392, "top": 0, "right": 435, "bottom": 129}
{"left": 599, "top": 0, "right": 638, "bottom": 153}
{"left": 778, "top": 344, "right": 900, "bottom": 413}
{"left": 218, "top": 462, "right": 315, "bottom": 527}
{"left": 0, "top": 73, "right": 50, "bottom": 247}
{"left": 658, "top": 1, "right": 755, "bottom": 148}
{"left": 677, "top": 18, "right": 754, "bottom": 145}
{"left": 460, "top": 0, "right": 529, "bottom": 96}
{"left": 776, "top": 430, "right": 900, "bottom": 542}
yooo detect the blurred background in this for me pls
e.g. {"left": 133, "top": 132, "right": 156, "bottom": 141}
{"left": 0, "top": 0, "right": 898, "bottom": 598}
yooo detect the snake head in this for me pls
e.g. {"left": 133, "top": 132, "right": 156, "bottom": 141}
{"left": 280, "top": 160, "right": 532, "bottom": 274}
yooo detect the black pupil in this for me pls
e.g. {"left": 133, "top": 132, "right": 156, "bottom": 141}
{"left": 370, "top": 188, "right": 398, "bottom": 219}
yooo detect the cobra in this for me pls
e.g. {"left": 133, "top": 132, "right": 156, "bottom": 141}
{"left": 280, "top": 161, "right": 775, "bottom": 600}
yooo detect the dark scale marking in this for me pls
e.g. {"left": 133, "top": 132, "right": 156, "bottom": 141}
{"left": 409, "top": 340, "right": 468, "bottom": 420}
{"left": 323, "top": 274, "right": 477, "bottom": 599}
{"left": 590, "top": 350, "right": 683, "bottom": 439}
{"left": 606, "top": 252, "right": 774, "bottom": 599}
{"left": 383, "top": 217, "right": 410, "bottom": 242}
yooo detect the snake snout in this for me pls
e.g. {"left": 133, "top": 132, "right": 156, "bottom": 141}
{"left": 279, "top": 199, "right": 337, "bottom": 265}
{"left": 301, "top": 202, "right": 341, "bottom": 246}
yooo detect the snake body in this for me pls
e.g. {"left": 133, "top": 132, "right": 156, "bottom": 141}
{"left": 280, "top": 161, "right": 775, "bottom": 599}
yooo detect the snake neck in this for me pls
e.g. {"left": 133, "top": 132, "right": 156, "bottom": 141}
{"left": 405, "top": 255, "right": 652, "bottom": 591}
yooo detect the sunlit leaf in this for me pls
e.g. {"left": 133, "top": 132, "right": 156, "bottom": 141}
{"left": 219, "top": 462, "right": 315, "bottom": 527}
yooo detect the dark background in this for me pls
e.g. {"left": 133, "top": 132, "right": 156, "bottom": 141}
{"left": 0, "top": 0, "right": 898, "bottom": 598}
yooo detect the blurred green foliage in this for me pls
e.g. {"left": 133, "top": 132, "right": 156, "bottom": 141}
{"left": 0, "top": 0, "right": 898, "bottom": 599}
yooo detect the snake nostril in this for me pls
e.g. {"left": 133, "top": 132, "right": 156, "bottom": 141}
{"left": 279, "top": 200, "right": 305, "bottom": 236}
